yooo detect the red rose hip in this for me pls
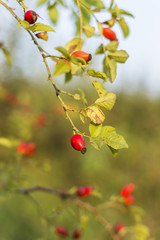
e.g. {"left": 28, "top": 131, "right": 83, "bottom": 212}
{"left": 55, "top": 226, "right": 68, "bottom": 237}
{"left": 73, "top": 230, "right": 82, "bottom": 239}
{"left": 71, "top": 134, "right": 86, "bottom": 154}
{"left": 120, "top": 183, "right": 135, "bottom": 198}
{"left": 103, "top": 27, "right": 118, "bottom": 41}
{"left": 17, "top": 142, "right": 27, "bottom": 155}
{"left": 76, "top": 186, "right": 93, "bottom": 197}
{"left": 124, "top": 195, "right": 135, "bottom": 205}
{"left": 115, "top": 223, "right": 125, "bottom": 233}
{"left": 26, "top": 143, "right": 36, "bottom": 157}
{"left": 71, "top": 51, "right": 92, "bottom": 62}
{"left": 24, "top": 10, "right": 39, "bottom": 24}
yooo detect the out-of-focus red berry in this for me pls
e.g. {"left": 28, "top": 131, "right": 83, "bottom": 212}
{"left": 76, "top": 186, "right": 93, "bottom": 197}
{"left": 24, "top": 10, "right": 38, "bottom": 24}
{"left": 103, "top": 27, "right": 118, "bottom": 41}
{"left": 71, "top": 134, "right": 86, "bottom": 154}
{"left": 120, "top": 183, "right": 135, "bottom": 198}
{"left": 34, "top": 113, "right": 47, "bottom": 127}
{"left": 26, "top": 143, "right": 36, "bottom": 157}
{"left": 115, "top": 223, "right": 125, "bottom": 233}
{"left": 5, "top": 91, "right": 18, "bottom": 106}
{"left": 73, "top": 230, "right": 82, "bottom": 239}
{"left": 17, "top": 142, "right": 27, "bottom": 155}
{"left": 55, "top": 226, "right": 68, "bottom": 237}
{"left": 71, "top": 51, "right": 92, "bottom": 62}
{"left": 124, "top": 195, "right": 135, "bottom": 205}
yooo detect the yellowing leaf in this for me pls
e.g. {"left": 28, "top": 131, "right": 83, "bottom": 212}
{"left": 106, "top": 41, "right": 119, "bottom": 52}
{"left": 103, "top": 56, "right": 117, "bottom": 83}
{"left": 65, "top": 38, "right": 83, "bottom": 54}
{"left": 95, "top": 93, "right": 116, "bottom": 110}
{"left": 27, "top": 23, "right": 55, "bottom": 32}
{"left": 118, "top": 18, "right": 129, "bottom": 38}
{"left": 108, "top": 50, "right": 129, "bottom": 63}
{"left": 83, "top": 25, "right": 95, "bottom": 38}
{"left": 92, "top": 80, "right": 107, "bottom": 97}
{"left": 87, "top": 69, "right": 107, "bottom": 82}
{"left": 87, "top": 106, "right": 105, "bottom": 124}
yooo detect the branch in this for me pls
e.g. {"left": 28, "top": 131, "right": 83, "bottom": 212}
{"left": 74, "top": 199, "right": 117, "bottom": 240}
{"left": 16, "top": 185, "right": 75, "bottom": 199}
{"left": 0, "top": 0, "right": 80, "bottom": 133}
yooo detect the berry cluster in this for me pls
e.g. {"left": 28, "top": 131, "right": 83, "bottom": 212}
{"left": 55, "top": 226, "right": 81, "bottom": 239}
{"left": 17, "top": 141, "right": 36, "bottom": 157}
{"left": 120, "top": 183, "right": 135, "bottom": 205}
{"left": 76, "top": 186, "right": 93, "bottom": 197}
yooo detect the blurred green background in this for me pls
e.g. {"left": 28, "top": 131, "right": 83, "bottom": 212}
{"left": 0, "top": 73, "right": 160, "bottom": 239}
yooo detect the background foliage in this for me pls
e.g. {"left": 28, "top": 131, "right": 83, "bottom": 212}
{"left": 0, "top": 77, "right": 159, "bottom": 239}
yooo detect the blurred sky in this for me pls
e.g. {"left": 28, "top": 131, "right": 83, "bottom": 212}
{"left": 0, "top": 0, "right": 160, "bottom": 96}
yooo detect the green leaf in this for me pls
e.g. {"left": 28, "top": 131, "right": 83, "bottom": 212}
{"left": 37, "top": 0, "right": 47, "bottom": 6}
{"left": 108, "top": 50, "right": 129, "bottom": 63}
{"left": 83, "top": 25, "right": 95, "bottom": 38}
{"left": 95, "top": 41, "right": 118, "bottom": 54}
{"left": 103, "top": 56, "right": 117, "bottom": 83}
{"left": 27, "top": 23, "right": 55, "bottom": 32}
{"left": 118, "top": 18, "right": 129, "bottom": 38}
{"left": 90, "top": 137, "right": 103, "bottom": 150}
{"left": 95, "top": 44, "right": 104, "bottom": 55}
{"left": 65, "top": 38, "right": 83, "bottom": 54}
{"left": 87, "top": 69, "right": 107, "bottom": 82}
{"left": 89, "top": 122, "right": 102, "bottom": 138}
{"left": 87, "top": 106, "right": 105, "bottom": 124}
{"left": 102, "top": 130, "right": 128, "bottom": 149}
{"left": 65, "top": 72, "right": 72, "bottom": 83}
{"left": 2, "top": 47, "right": 12, "bottom": 65}
{"left": 108, "top": 146, "right": 118, "bottom": 156}
{"left": 119, "top": 9, "right": 134, "bottom": 18}
{"left": 17, "top": 20, "right": 30, "bottom": 28}
{"left": 109, "top": 5, "right": 134, "bottom": 18}
{"left": 48, "top": 4, "right": 58, "bottom": 25}
{"left": 95, "top": 93, "right": 116, "bottom": 110}
{"left": 83, "top": 0, "right": 105, "bottom": 8}
{"left": 53, "top": 60, "right": 70, "bottom": 77}
{"left": 92, "top": 80, "right": 107, "bottom": 97}
{"left": 81, "top": 5, "right": 91, "bottom": 25}
{"left": 106, "top": 41, "right": 119, "bottom": 52}
{"left": 55, "top": 47, "right": 70, "bottom": 59}
{"left": 70, "top": 63, "right": 82, "bottom": 75}
{"left": 70, "top": 55, "right": 86, "bottom": 65}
